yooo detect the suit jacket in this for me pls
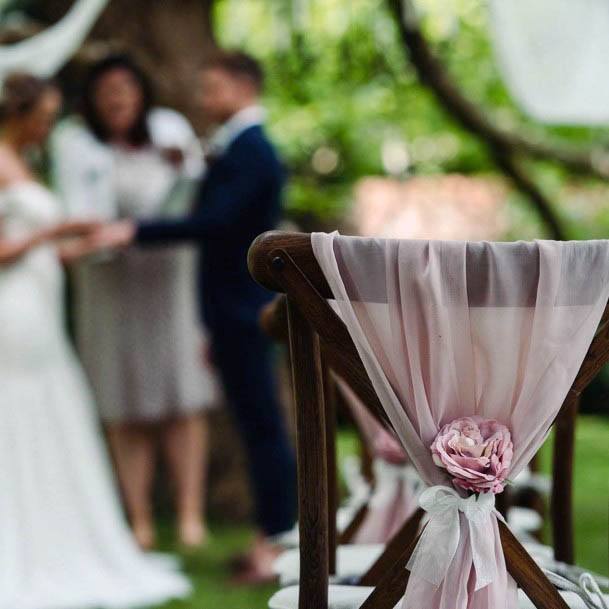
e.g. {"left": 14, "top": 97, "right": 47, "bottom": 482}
{"left": 136, "top": 124, "right": 285, "bottom": 329}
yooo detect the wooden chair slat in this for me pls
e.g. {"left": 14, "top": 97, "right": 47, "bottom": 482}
{"left": 338, "top": 505, "right": 369, "bottom": 544}
{"left": 266, "top": 247, "right": 390, "bottom": 428}
{"left": 359, "top": 531, "right": 421, "bottom": 609}
{"left": 500, "top": 522, "right": 570, "bottom": 609}
{"left": 286, "top": 299, "right": 329, "bottom": 609}
{"left": 322, "top": 360, "right": 339, "bottom": 576}
{"left": 359, "top": 508, "right": 425, "bottom": 586}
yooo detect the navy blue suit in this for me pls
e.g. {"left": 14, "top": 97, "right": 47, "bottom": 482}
{"left": 137, "top": 124, "right": 296, "bottom": 535}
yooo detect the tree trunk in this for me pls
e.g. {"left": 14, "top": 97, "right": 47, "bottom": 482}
{"left": 29, "top": 0, "right": 218, "bottom": 130}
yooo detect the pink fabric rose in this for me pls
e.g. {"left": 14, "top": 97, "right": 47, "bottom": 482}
{"left": 430, "top": 416, "right": 513, "bottom": 494}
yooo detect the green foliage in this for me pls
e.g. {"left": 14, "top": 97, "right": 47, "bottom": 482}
{"left": 539, "top": 416, "right": 609, "bottom": 574}
{"left": 214, "top": 0, "right": 609, "bottom": 237}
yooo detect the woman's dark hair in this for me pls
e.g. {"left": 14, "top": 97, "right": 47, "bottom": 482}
{"left": 0, "top": 73, "right": 57, "bottom": 123}
{"left": 81, "top": 54, "right": 153, "bottom": 146}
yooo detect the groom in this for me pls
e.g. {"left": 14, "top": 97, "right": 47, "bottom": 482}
{"left": 97, "top": 50, "right": 296, "bottom": 581}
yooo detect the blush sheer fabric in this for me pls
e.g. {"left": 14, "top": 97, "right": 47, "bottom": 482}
{"left": 334, "top": 376, "right": 421, "bottom": 544}
{"left": 334, "top": 376, "right": 407, "bottom": 463}
{"left": 312, "top": 232, "right": 609, "bottom": 609}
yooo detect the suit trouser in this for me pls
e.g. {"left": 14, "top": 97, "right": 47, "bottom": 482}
{"left": 211, "top": 316, "right": 297, "bottom": 536}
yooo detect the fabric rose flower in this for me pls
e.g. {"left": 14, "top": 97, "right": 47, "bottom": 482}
{"left": 430, "top": 416, "right": 513, "bottom": 494}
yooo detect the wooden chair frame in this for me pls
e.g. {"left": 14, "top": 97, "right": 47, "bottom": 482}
{"left": 260, "top": 295, "right": 583, "bottom": 573}
{"left": 249, "top": 231, "right": 609, "bottom": 609}
{"left": 260, "top": 293, "right": 424, "bottom": 584}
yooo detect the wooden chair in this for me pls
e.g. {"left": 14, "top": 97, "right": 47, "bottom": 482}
{"left": 260, "top": 290, "right": 585, "bottom": 577}
{"left": 261, "top": 294, "right": 425, "bottom": 585}
{"left": 249, "top": 231, "right": 609, "bottom": 609}
{"left": 261, "top": 295, "right": 377, "bottom": 546}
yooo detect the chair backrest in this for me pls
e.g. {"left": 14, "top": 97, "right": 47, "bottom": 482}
{"left": 261, "top": 295, "right": 417, "bottom": 553}
{"left": 249, "top": 231, "right": 609, "bottom": 609}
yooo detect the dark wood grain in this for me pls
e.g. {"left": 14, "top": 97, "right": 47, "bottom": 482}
{"left": 359, "top": 530, "right": 422, "bottom": 609}
{"left": 321, "top": 358, "right": 338, "bottom": 576}
{"left": 500, "top": 521, "right": 570, "bottom": 609}
{"left": 338, "top": 504, "right": 369, "bottom": 544}
{"left": 264, "top": 247, "right": 391, "bottom": 429}
{"left": 551, "top": 393, "right": 578, "bottom": 564}
{"left": 249, "top": 232, "right": 332, "bottom": 296}
{"left": 286, "top": 299, "right": 329, "bottom": 609}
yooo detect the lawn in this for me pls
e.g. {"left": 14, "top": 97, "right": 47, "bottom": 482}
{"left": 156, "top": 415, "right": 608, "bottom": 609}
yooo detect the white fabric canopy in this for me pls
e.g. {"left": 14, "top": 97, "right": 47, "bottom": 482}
{"left": 0, "top": 0, "right": 108, "bottom": 83}
{"left": 489, "top": 0, "right": 609, "bottom": 125}
{"left": 312, "top": 233, "right": 609, "bottom": 609}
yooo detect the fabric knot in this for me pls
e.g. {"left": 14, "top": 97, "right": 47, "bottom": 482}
{"left": 407, "top": 485, "right": 499, "bottom": 590}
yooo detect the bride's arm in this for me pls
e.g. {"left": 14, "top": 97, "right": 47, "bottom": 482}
{"left": 0, "top": 220, "right": 100, "bottom": 265}
{"left": 0, "top": 226, "right": 53, "bottom": 264}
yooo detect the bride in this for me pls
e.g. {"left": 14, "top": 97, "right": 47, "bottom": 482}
{"left": 0, "top": 72, "right": 191, "bottom": 608}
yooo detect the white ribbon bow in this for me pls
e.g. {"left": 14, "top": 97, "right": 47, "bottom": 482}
{"left": 406, "top": 486, "right": 500, "bottom": 591}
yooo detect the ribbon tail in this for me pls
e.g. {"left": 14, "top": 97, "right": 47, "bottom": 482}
{"left": 406, "top": 508, "right": 461, "bottom": 587}
{"left": 469, "top": 512, "right": 499, "bottom": 591}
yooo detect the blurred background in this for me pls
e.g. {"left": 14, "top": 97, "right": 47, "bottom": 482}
{"left": 0, "top": 1, "right": 607, "bottom": 607}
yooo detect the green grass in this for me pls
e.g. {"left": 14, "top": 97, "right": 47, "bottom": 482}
{"left": 539, "top": 415, "right": 609, "bottom": 574}
{"left": 154, "top": 416, "right": 608, "bottom": 609}
{"left": 156, "top": 524, "right": 275, "bottom": 609}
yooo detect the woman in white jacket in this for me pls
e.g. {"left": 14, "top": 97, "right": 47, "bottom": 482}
{"left": 52, "top": 54, "right": 216, "bottom": 550}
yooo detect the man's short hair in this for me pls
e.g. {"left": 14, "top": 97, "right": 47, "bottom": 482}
{"left": 202, "top": 50, "right": 264, "bottom": 91}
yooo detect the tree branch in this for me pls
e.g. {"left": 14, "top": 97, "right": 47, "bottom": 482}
{"left": 388, "top": 0, "right": 609, "bottom": 179}
{"left": 388, "top": 0, "right": 569, "bottom": 240}
{"left": 490, "top": 149, "right": 566, "bottom": 240}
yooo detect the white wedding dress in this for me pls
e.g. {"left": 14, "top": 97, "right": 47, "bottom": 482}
{"left": 0, "top": 181, "right": 191, "bottom": 609}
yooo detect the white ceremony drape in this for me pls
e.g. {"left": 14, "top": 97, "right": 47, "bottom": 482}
{"left": 0, "top": 0, "right": 108, "bottom": 83}
{"left": 489, "top": 0, "right": 609, "bottom": 125}
{"left": 312, "top": 232, "right": 609, "bottom": 609}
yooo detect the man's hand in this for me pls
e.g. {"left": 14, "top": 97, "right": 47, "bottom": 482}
{"left": 89, "top": 220, "right": 137, "bottom": 250}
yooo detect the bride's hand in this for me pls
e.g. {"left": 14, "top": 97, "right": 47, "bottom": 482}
{"left": 59, "top": 221, "right": 136, "bottom": 263}
{"left": 88, "top": 220, "right": 136, "bottom": 251}
{"left": 48, "top": 220, "right": 102, "bottom": 241}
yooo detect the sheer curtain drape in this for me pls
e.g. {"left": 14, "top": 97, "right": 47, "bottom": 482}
{"left": 334, "top": 377, "right": 421, "bottom": 544}
{"left": 489, "top": 0, "right": 609, "bottom": 125}
{"left": 0, "top": 0, "right": 108, "bottom": 84}
{"left": 312, "top": 232, "right": 609, "bottom": 609}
